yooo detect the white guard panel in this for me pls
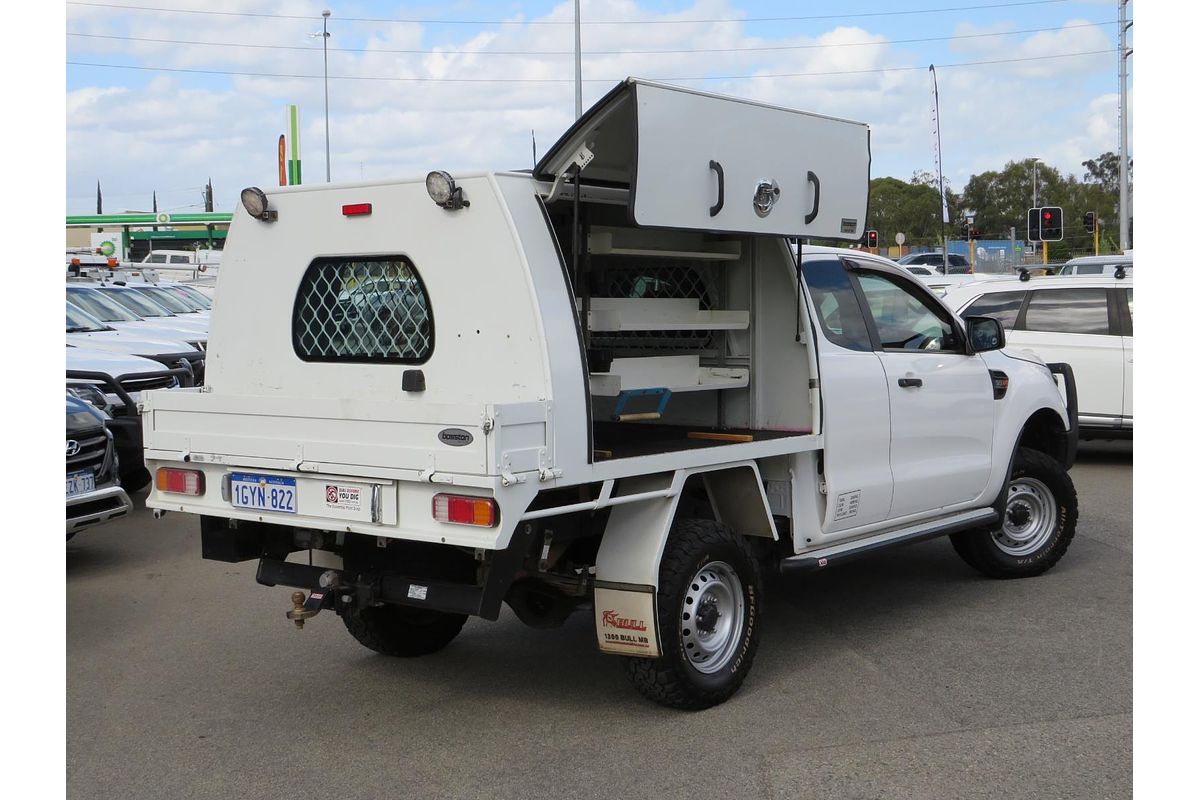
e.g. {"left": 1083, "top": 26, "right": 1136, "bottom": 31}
{"left": 630, "top": 82, "right": 870, "bottom": 239}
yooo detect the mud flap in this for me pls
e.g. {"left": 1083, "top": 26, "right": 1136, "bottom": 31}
{"left": 594, "top": 583, "right": 661, "bottom": 658}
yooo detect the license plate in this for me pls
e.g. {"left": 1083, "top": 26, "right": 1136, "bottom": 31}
{"left": 66, "top": 470, "right": 95, "bottom": 498}
{"left": 230, "top": 472, "right": 297, "bottom": 514}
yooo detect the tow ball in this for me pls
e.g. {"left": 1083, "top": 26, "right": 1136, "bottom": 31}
{"left": 286, "top": 591, "right": 327, "bottom": 629}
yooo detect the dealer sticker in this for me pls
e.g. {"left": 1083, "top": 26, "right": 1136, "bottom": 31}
{"left": 594, "top": 586, "right": 660, "bottom": 658}
{"left": 324, "top": 483, "right": 362, "bottom": 513}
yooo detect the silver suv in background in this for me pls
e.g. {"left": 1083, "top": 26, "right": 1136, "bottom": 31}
{"left": 1056, "top": 254, "right": 1132, "bottom": 277}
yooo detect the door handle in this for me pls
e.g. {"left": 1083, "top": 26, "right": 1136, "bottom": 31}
{"left": 709, "top": 160, "right": 724, "bottom": 217}
{"left": 805, "top": 170, "right": 820, "bottom": 224}
{"left": 897, "top": 377, "right": 923, "bottom": 388}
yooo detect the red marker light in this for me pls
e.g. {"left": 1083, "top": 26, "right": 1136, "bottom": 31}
{"left": 342, "top": 203, "right": 372, "bottom": 217}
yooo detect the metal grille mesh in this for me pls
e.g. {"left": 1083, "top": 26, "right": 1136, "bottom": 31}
{"left": 591, "top": 260, "right": 716, "bottom": 353}
{"left": 293, "top": 258, "right": 432, "bottom": 362}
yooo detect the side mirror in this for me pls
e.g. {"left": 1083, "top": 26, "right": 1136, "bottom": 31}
{"left": 966, "top": 316, "right": 1005, "bottom": 352}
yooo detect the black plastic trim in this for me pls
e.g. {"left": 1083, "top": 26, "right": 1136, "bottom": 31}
{"left": 780, "top": 511, "right": 999, "bottom": 573}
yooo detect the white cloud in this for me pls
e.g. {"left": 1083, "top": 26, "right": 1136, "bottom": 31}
{"left": 66, "top": 1, "right": 1124, "bottom": 212}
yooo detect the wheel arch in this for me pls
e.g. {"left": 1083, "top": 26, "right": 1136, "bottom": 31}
{"left": 1017, "top": 407, "right": 1072, "bottom": 469}
{"left": 594, "top": 462, "right": 777, "bottom": 589}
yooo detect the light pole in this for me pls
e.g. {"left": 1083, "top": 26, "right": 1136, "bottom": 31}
{"left": 320, "top": 10, "right": 331, "bottom": 182}
{"left": 573, "top": 0, "right": 582, "bottom": 119}
{"left": 1031, "top": 157, "right": 1040, "bottom": 208}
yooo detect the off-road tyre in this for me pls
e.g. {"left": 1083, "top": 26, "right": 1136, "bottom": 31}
{"left": 951, "top": 447, "right": 1077, "bottom": 579}
{"left": 341, "top": 604, "right": 467, "bottom": 657}
{"left": 622, "top": 519, "right": 763, "bottom": 710}
{"left": 120, "top": 467, "right": 151, "bottom": 493}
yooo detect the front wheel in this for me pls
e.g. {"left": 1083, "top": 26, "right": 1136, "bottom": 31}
{"left": 622, "top": 519, "right": 763, "bottom": 710}
{"left": 951, "top": 447, "right": 1078, "bottom": 579}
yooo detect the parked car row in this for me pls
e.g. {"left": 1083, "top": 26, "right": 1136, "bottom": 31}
{"left": 65, "top": 265, "right": 214, "bottom": 538}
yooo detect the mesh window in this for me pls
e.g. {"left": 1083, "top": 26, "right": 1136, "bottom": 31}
{"left": 293, "top": 256, "right": 433, "bottom": 363}
{"left": 590, "top": 260, "right": 715, "bottom": 353}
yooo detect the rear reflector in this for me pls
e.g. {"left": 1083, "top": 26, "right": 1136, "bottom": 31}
{"left": 432, "top": 493, "right": 497, "bottom": 527}
{"left": 156, "top": 468, "right": 205, "bottom": 496}
{"left": 342, "top": 203, "right": 372, "bottom": 217}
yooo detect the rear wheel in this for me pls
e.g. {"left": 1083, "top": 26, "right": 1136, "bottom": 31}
{"left": 341, "top": 604, "right": 467, "bottom": 657}
{"left": 622, "top": 519, "right": 762, "bottom": 710}
{"left": 951, "top": 447, "right": 1077, "bottom": 578}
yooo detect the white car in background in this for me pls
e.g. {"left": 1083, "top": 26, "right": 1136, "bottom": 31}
{"left": 943, "top": 274, "right": 1133, "bottom": 437}
{"left": 1056, "top": 254, "right": 1132, "bottom": 277}
{"left": 66, "top": 284, "right": 207, "bottom": 347}
{"left": 66, "top": 301, "right": 205, "bottom": 384}
{"left": 66, "top": 345, "right": 184, "bottom": 491}
{"left": 88, "top": 284, "right": 210, "bottom": 336}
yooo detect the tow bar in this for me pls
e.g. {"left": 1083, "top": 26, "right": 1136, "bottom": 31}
{"left": 286, "top": 590, "right": 328, "bottom": 629}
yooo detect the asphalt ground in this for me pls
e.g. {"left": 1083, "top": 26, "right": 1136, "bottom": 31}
{"left": 67, "top": 441, "right": 1131, "bottom": 800}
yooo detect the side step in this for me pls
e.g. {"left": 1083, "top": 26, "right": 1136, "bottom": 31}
{"left": 780, "top": 508, "right": 998, "bottom": 573}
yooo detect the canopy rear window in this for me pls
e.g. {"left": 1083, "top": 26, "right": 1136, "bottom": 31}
{"left": 292, "top": 256, "right": 433, "bottom": 364}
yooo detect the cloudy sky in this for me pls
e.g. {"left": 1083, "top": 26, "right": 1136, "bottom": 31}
{"left": 64, "top": 0, "right": 1129, "bottom": 214}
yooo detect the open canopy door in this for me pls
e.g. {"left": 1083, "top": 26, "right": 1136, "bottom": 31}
{"left": 535, "top": 78, "right": 871, "bottom": 240}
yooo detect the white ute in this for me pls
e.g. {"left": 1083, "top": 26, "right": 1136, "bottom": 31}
{"left": 143, "top": 79, "right": 1080, "bottom": 709}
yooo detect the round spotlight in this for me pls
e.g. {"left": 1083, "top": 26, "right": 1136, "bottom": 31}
{"left": 426, "top": 171, "right": 454, "bottom": 206}
{"left": 240, "top": 186, "right": 274, "bottom": 221}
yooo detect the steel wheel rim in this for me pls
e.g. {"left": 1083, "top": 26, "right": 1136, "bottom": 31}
{"left": 680, "top": 560, "right": 745, "bottom": 674}
{"left": 993, "top": 477, "right": 1058, "bottom": 556}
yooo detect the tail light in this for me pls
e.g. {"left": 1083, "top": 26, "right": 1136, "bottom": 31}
{"left": 432, "top": 493, "right": 497, "bottom": 527}
{"left": 156, "top": 467, "right": 205, "bottom": 496}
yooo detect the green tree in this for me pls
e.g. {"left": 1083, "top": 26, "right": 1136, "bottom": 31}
{"left": 865, "top": 173, "right": 958, "bottom": 248}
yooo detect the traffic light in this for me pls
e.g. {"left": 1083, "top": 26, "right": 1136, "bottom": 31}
{"left": 1084, "top": 211, "right": 1096, "bottom": 234}
{"left": 866, "top": 230, "right": 878, "bottom": 249}
{"left": 1039, "top": 206, "right": 1063, "bottom": 241}
{"left": 1027, "top": 208, "right": 1041, "bottom": 242}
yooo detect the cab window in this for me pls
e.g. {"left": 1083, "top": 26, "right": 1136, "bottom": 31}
{"left": 854, "top": 271, "right": 958, "bottom": 351}
{"left": 1022, "top": 288, "right": 1111, "bottom": 335}
{"left": 802, "top": 259, "right": 872, "bottom": 351}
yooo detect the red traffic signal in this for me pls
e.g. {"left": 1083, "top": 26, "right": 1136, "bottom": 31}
{"left": 866, "top": 229, "right": 878, "bottom": 248}
{"left": 1039, "top": 206, "right": 1063, "bottom": 241}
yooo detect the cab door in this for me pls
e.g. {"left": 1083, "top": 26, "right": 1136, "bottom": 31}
{"left": 849, "top": 265, "right": 995, "bottom": 518}
{"left": 800, "top": 258, "right": 894, "bottom": 533}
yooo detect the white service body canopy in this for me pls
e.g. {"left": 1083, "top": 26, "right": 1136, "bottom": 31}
{"left": 535, "top": 78, "right": 871, "bottom": 240}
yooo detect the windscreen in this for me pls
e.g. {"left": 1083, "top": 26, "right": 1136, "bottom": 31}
{"left": 66, "top": 301, "right": 111, "bottom": 332}
{"left": 136, "top": 286, "right": 199, "bottom": 314}
{"left": 98, "top": 286, "right": 176, "bottom": 318}
{"left": 171, "top": 285, "right": 212, "bottom": 309}
{"left": 67, "top": 287, "right": 142, "bottom": 322}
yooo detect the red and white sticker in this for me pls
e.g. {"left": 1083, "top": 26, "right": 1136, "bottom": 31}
{"left": 594, "top": 586, "right": 660, "bottom": 658}
{"left": 324, "top": 484, "right": 362, "bottom": 513}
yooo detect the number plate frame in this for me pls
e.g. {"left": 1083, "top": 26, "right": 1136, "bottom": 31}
{"left": 229, "top": 472, "right": 298, "bottom": 514}
{"left": 66, "top": 470, "right": 96, "bottom": 498}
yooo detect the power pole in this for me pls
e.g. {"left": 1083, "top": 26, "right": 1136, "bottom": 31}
{"left": 574, "top": 0, "right": 582, "bottom": 120}
{"left": 323, "top": 10, "right": 332, "bottom": 182}
{"left": 1118, "top": 0, "right": 1132, "bottom": 250}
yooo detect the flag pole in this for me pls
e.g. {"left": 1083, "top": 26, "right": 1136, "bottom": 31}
{"left": 929, "top": 65, "right": 949, "bottom": 276}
